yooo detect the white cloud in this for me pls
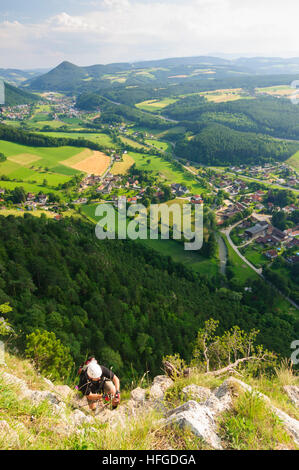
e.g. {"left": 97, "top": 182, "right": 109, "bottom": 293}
{"left": 1, "top": 0, "right": 299, "bottom": 68}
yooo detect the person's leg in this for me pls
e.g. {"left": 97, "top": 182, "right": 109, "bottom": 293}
{"left": 87, "top": 395, "right": 101, "bottom": 411}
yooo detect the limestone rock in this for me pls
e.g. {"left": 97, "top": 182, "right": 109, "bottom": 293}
{"left": 70, "top": 409, "right": 94, "bottom": 426}
{"left": 165, "top": 400, "right": 222, "bottom": 450}
{"left": 182, "top": 385, "right": 211, "bottom": 402}
{"left": 131, "top": 387, "right": 147, "bottom": 403}
{"left": 1, "top": 372, "right": 32, "bottom": 399}
{"left": 149, "top": 375, "right": 173, "bottom": 400}
{"left": 283, "top": 386, "right": 299, "bottom": 408}
{"left": 29, "top": 390, "right": 60, "bottom": 405}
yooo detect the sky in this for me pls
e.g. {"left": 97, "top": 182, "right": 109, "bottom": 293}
{"left": 1, "top": 0, "right": 299, "bottom": 69}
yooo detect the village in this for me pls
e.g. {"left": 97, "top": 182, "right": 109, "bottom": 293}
{"left": 228, "top": 162, "right": 299, "bottom": 190}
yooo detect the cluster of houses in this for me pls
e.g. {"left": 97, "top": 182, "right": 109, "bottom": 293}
{"left": 79, "top": 174, "right": 102, "bottom": 192}
{"left": 230, "top": 163, "right": 299, "bottom": 189}
{"left": 242, "top": 218, "right": 299, "bottom": 263}
{"left": 0, "top": 104, "right": 32, "bottom": 121}
{"left": 216, "top": 202, "right": 246, "bottom": 224}
{"left": 42, "top": 94, "right": 81, "bottom": 119}
{"left": 26, "top": 192, "right": 49, "bottom": 208}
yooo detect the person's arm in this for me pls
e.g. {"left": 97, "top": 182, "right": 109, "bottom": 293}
{"left": 87, "top": 392, "right": 102, "bottom": 401}
{"left": 113, "top": 375, "right": 120, "bottom": 395}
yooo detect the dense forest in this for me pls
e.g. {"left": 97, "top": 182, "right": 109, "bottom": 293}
{"left": 175, "top": 123, "right": 298, "bottom": 166}
{"left": 0, "top": 215, "right": 297, "bottom": 384}
{"left": 164, "top": 96, "right": 299, "bottom": 140}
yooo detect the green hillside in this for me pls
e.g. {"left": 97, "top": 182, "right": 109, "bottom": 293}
{"left": 4, "top": 83, "right": 39, "bottom": 106}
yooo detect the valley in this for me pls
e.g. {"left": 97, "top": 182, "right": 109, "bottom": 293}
{"left": 0, "top": 55, "right": 298, "bottom": 384}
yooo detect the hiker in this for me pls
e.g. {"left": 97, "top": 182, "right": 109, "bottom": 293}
{"left": 78, "top": 358, "right": 120, "bottom": 410}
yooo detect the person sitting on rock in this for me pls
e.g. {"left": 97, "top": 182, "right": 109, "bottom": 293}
{"left": 78, "top": 358, "right": 120, "bottom": 411}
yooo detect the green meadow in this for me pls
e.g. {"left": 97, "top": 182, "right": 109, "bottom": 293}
{"left": 135, "top": 98, "right": 177, "bottom": 112}
{"left": 145, "top": 139, "right": 172, "bottom": 152}
{"left": 286, "top": 150, "right": 299, "bottom": 171}
{"left": 38, "top": 131, "right": 115, "bottom": 148}
{"left": 81, "top": 203, "right": 219, "bottom": 277}
{"left": 0, "top": 140, "right": 84, "bottom": 191}
{"left": 128, "top": 151, "right": 208, "bottom": 194}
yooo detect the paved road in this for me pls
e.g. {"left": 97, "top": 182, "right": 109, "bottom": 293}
{"left": 221, "top": 218, "right": 263, "bottom": 276}
{"left": 221, "top": 218, "right": 299, "bottom": 310}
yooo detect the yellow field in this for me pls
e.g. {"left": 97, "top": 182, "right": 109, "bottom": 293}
{"left": 111, "top": 154, "right": 135, "bottom": 175}
{"left": 200, "top": 88, "right": 247, "bottom": 103}
{"left": 60, "top": 149, "right": 92, "bottom": 167}
{"left": 256, "top": 85, "right": 299, "bottom": 99}
{"left": 61, "top": 149, "right": 111, "bottom": 176}
{"left": 8, "top": 153, "right": 41, "bottom": 165}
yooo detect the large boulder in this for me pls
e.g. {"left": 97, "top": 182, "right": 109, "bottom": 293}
{"left": 203, "top": 378, "right": 236, "bottom": 415}
{"left": 149, "top": 375, "right": 173, "bottom": 400}
{"left": 182, "top": 385, "right": 211, "bottom": 402}
{"left": 130, "top": 387, "right": 147, "bottom": 403}
{"left": 29, "top": 390, "right": 60, "bottom": 405}
{"left": 283, "top": 386, "right": 299, "bottom": 408}
{"left": 165, "top": 400, "right": 222, "bottom": 450}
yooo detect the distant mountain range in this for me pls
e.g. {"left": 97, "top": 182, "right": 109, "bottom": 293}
{"left": 19, "top": 56, "right": 299, "bottom": 94}
{"left": 0, "top": 68, "right": 49, "bottom": 87}
{"left": 2, "top": 55, "right": 299, "bottom": 104}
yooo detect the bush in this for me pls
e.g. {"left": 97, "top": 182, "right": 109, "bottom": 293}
{"left": 25, "top": 329, "right": 74, "bottom": 381}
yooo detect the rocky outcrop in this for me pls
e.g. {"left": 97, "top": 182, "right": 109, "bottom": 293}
{"left": 225, "top": 377, "right": 299, "bottom": 446}
{"left": 149, "top": 375, "right": 173, "bottom": 400}
{"left": 1, "top": 367, "right": 299, "bottom": 450}
{"left": 182, "top": 385, "right": 211, "bottom": 402}
{"left": 283, "top": 386, "right": 299, "bottom": 408}
{"left": 165, "top": 400, "right": 222, "bottom": 450}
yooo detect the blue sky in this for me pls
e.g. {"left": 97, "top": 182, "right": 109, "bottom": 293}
{"left": 1, "top": 0, "right": 299, "bottom": 69}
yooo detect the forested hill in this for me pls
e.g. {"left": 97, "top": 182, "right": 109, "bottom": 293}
{"left": 175, "top": 123, "right": 299, "bottom": 166}
{"left": 0, "top": 215, "right": 297, "bottom": 384}
{"left": 3, "top": 83, "right": 39, "bottom": 106}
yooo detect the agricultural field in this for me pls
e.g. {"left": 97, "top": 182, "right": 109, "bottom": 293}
{"left": 0, "top": 140, "right": 87, "bottom": 192}
{"left": 145, "top": 139, "right": 172, "bottom": 152}
{"left": 255, "top": 85, "right": 299, "bottom": 99}
{"left": 38, "top": 131, "right": 115, "bottom": 149}
{"left": 198, "top": 88, "right": 251, "bottom": 103}
{"left": 61, "top": 149, "right": 110, "bottom": 176}
{"left": 135, "top": 98, "right": 177, "bottom": 112}
{"left": 120, "top": 136, "right": 147, "bottom": 150}
{"left": 111, "top": 154, "right": 135, "bottom": 175}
